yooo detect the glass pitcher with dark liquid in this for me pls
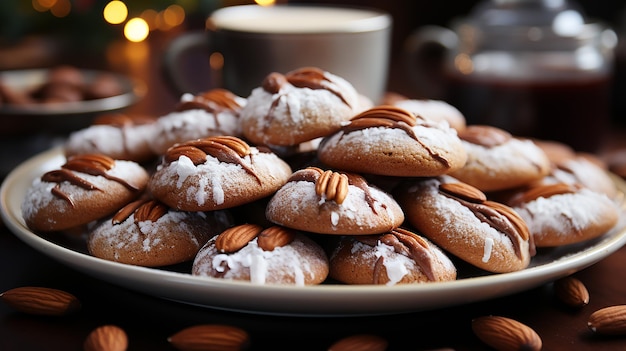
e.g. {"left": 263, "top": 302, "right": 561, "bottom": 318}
{"left": 406, "top": 0, "right": 617, "bottom": 152}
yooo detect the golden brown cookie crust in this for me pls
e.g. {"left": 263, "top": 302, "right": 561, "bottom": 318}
{"left": 265, "top": 167, "right": 405, "bottom": 235}
{"left": 88, "top": 199, "right": 231, "bottom": 267}
{"left": 449, "top": 125, "right": 551, "bottom": 192}
{"left": 329, "top": 229, "right": 457, "bottom": 285}
{"left": 396, "top": 176, "right": 532, "bottom": 273}
{"left": 148, "top": 136, "right": 292, "bottom": 211}
{"left": 21, "top": 154, "right": 149, "bottom": 232}
{"left": 192, "top": 225, "right": 329, "bottom": 285}
{"left": 317, "top": 106, "right": 467, "bottom": 177}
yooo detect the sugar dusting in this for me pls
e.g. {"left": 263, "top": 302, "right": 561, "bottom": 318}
{"left": 267, "top": 180, "right": 402, "bottom": 232}
{"left": 193, "top": 235, "right": 326, "bottom": 286}
{"left": 21, "top": 160, "right": 148, "bottom": 221}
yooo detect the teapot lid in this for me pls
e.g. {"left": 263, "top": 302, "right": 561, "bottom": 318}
{"left": 456, "top": 0, "right": 613, "bottom": 50}
{"left": 467, "top": 0, "right": 587, "bottom": 29}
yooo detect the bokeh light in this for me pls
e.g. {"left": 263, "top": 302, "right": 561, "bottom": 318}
{"left": 124, "top": 17, "right": 150, "bottom": 42}
{"left": 103, "top": 1, "right": 128, "bottom": 25}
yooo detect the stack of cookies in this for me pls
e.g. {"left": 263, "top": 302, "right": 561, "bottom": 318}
{"left": 20, "top": 67, "right": 622, "bottom": 287}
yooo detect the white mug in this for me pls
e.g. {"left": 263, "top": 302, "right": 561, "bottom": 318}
{"left": 163, "top": 4, "right": 392, "bottom": 103}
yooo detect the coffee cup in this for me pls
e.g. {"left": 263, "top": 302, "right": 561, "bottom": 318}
{"left": 162, "top": 4, "right": 392, "bottom": 103}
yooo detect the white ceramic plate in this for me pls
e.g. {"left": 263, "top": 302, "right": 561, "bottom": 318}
{"left": 0, "top": 69, "right": 146, "bottom": 134}
{"left": 2, "top": 147, "right": 626, "bottom": 317}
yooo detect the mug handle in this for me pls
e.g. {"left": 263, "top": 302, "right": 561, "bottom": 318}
{"left": 403, "top": 25, "right": 458, "bottom": 99}
{"left": 162, "top": 30, "right": 215, "bottom": 96}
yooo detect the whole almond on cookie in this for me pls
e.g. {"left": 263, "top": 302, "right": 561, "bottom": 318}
{"left": 84, "top": 325, "right": 128, "bottom": 351}
{"left": 0, "top": 286, "right": 81, "bottom": 316}
{"left": 554, "top": 276, "right": 589, "bottom": 308}
{"left": 472, "top": 315, "right": 542, "bottom": 351}
{"left": 168, "top": 324, "right": 250, "bottom": 351}
{"left": 588, "top": 305, "right": 626, "bottom": 335}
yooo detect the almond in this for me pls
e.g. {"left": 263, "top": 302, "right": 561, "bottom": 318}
{"left": 588, "top": 305, "right": 626, "bottom": 335}
{"left": 439, "top": 182, "right": 487, "bottom": 203}
{"left": 554, "top": 276, "right": 589, "bottom": 308}
{"left": 168, "top": 324, "right": 250, "bottom": 351}
{"left": 84, "top": 325, "right": 128, "bottom": 351}
{"left": 328, "top": 334, "right": 388, "bottom": 351}
{"left": 0, "top": 286, "right": 81, "bottom": 316}
{"left": 472, "top": 315, "right": 542, "bottom": 351}
{"left": 215, "top": 223, "right": 263, "bottom": 253}
{"left": 257, "top": 226, "right": 296, "bottom": 251}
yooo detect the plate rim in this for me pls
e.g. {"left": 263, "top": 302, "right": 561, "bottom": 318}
{"left": 2, "top": 147, "right": 626, "bottom": 316}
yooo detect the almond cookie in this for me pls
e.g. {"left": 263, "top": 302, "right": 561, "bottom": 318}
{"left": 192, "top": 224, "right": 329, "bottom": 286}
{"left": 88, "top": 199, "right": 233, "bottom": 267}
{"left": 239, "top": 67, "right": 363, "bottom": 147}
{"left": 21, "top": 154, "right": 149, "bottom": 232}
{"left": 317, "top": 105, "right": 467, "bottom": 177}
{"left": 395, "top": 176, "right": 532, "bottom": 273}
{"left": 329, "top": 228, "right": 456, "bottom": 285}
{"left": 148, "top": 136, "right": 292, "bottom": 211}
{"left": 534, "top": 147, "right": 618, "bottom": 199}
{"left": 448, "top": 125, "right": 551, "bottom": 192}
{"left": 382, "top": 92, "right": 466, "bottom": 131}
{"left": 65, "top": 113, "right": 157, "bottom": 163}
{"left": 506, "top": 183, "right": 620, "bottom": 247}
{"left": 149, "top": 89, "right": 246, "bottom": 155}
{"left": 265, "top": 167, "right": 404, "bottom": 235}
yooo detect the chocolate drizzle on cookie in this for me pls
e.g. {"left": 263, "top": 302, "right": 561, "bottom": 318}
{"left": 340, "top": 106, "right": 452, "bottom": 168}
{"left": 163, "top": 136, "right": 263, "bottom": 183}
{"left": 358, "top": 228, "right": 437, "bottom": 282}
{"left": 263, "top": 67, "right": 353, "bottom": 107}
{"left": 438, "top": 181, "right": 531, "bottom": 259}
{"left": 457, "top": 125, "right": 511, "bottom": 147}
{"left": 41, "top": 154, "right": 141, "bottom": 207}
{"left": 260, "top": 68, "right": 354, "bottom": 137}
{"left": 175, "top": 88, "right": 244, "bottom": 115}
{"left": 288, "top": 167, "right": 380, "bottom": 213}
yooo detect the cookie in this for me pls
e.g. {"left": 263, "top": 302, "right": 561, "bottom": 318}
{"left": 506, "top": 182, "right": 620, "bottom": 247}
{"left": 21, "top": 154, "right": 149, "bottom": 232}
{"left": 328, "top": 228, "right": 457, "bottom": 285}
{"left": 317, "top": 105, "right": 467, "bottom": 177}
{"left": 149, "top": 136, "right": 292, "bottom": 211}
{"left": 265, "top": 167, "right": 405, "bottom": 235}
{"left": 149, "top": 89, "right": 246, "bottom": 155}
{"left": 65, "top": 113, "right": 157, "bottom": 163}
{"left": 395, "top": 176, "right": 532, "bottom": 273}
{"left": 382, "top": 93, "right": 466, "bottom": 131}
{"left": 239, "top": 67, "right": 363, "bottom": 147}
{"left": 192, "top": 224, "right": 329, "bottom": 285}
{"left": 88, "top": 199, "right": 232, "bottom": 267}
{"left": 448, "top": 125, "right": 551, "bottom": 192}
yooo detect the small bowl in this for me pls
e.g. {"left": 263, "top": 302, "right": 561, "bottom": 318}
{"left": 0, "top": 68, "right": 146, "bottom": 135}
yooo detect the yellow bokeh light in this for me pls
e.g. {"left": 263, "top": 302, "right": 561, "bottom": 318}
{"left": 103, "top": 1, "right": 128, "bottom": 25}
{"left": 255, "top": 0, "right": 275, "bottom": 6}
{"left": 124, "top": 17, "right": 150, "bottom": 42}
